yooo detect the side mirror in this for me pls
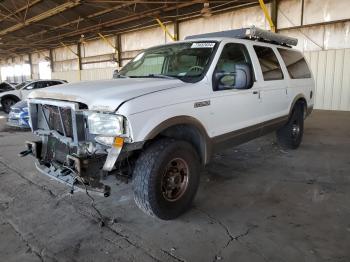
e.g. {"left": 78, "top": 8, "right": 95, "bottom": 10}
{"left": 113, "top": 69, "right": 119, "bottom": 79}
{"left": 25, "top": 85, "right": 34, "bottom": 90}
{"left": 214, "top": 63, "right": 253, "bottom": 90}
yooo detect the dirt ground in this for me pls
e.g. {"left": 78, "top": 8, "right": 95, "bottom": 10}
{"left": 0, "top": 110, "right": 349, "bottom": 262}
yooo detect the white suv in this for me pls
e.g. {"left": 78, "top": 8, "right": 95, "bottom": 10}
{"left": 22, "top": 27, "right": 314, "bottom": 220}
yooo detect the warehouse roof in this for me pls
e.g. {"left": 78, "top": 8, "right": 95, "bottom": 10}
{"left": 0, "top": 0, "right": 264, "bottom": 60}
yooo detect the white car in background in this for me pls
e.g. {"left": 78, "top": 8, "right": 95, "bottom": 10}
{"left": 0, "top": 79, "right": 67, "bottom": 113}
{"left": 0, "top": 81, "right": 18, "bottom": 93}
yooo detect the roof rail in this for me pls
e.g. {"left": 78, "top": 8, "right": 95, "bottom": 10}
{"left": 185, "top": 26, "right": 298, "bottom": 47}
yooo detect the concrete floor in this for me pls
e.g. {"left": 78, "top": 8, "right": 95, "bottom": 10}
{"left": 0, "top": 110, "right": 349, "bottom": 262}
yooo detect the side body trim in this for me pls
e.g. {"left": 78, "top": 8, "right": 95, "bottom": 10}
{"left": 211, "top": 115, "right": 288, "bottom": 154}
{"left": 144, "top": 115, "right": 288, "bottom": 165}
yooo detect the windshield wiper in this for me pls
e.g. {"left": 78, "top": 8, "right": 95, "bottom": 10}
{"left": 115, "top": 74, "right": 129, "bottom": 78}
{"left": 127, "top": 74, "right": 181, "bottom": 80}
{"left": 146, "top": 74, "right": 178, "bottom": 79}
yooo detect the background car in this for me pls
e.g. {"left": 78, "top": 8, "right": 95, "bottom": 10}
{"left": 0, "top": 79, "right": 67, "bottom": 113}
{"left": 7, "top": 100, "right": 30, "bottom": 129}
{"left": 0, "top": 81, "right": 17, "bottom": 93}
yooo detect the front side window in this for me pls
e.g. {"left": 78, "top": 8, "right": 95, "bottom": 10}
{"left": 118, "top": 42, "right": 217, "bottom": 83}
{"left": 278, "top": 48, "right": 311, "bottom": 79}
{"left": 254, "top": 46, "right": 283, "bottom": 81}
{"left": 213, "top": 43, "right": 253, "bottom": 90}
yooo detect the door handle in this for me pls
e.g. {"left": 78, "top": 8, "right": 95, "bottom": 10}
{"left": 253, "top": 90, "right": 261, "bottom": 100}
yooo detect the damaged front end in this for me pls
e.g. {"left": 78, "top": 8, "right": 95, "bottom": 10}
{"left": 20, "top": 99, "right": 138, "bottom": 196}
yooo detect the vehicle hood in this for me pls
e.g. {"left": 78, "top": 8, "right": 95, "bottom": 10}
{"left": 28, "top": 78, "right": 186, "bottom": 112}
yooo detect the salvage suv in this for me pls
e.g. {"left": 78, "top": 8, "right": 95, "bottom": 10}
{"left": 22, "top": 27, "right": 314, "bottom": 220}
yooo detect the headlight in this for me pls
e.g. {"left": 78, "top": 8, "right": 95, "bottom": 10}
{"left": 87, "top": 112, "right": 124, "bottom": 136}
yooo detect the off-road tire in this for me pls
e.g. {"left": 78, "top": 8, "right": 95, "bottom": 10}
{"left": 276, "top": 103, "right": 304, "bottom": 149}
{"left": 1, "top": 97, "right": 18, "bottom": 114}
{"left": 133, "top": 138, "right": 200, "bottom": 220}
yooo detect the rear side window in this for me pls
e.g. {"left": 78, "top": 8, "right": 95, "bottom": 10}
{"left": 278, "top": 49, "right": 311, "bottom": 79}
{"left": 49, "top": 81, "right": 62, "bottom": 86}
{"left": 34, "top": 82, "right": 48, "bottom": 89}
{"left": 254, "top": 46, "right": 283, "bottom": 81}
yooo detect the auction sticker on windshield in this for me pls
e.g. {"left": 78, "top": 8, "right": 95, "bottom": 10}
{"left": 191, "top": 43, "right": 215, "bottom": 48}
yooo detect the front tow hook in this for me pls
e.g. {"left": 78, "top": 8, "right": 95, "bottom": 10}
{"left": 18, "top": 149, "right": 33, "bottom": 157}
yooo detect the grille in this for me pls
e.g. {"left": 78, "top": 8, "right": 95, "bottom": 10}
{"left": 43, "top": 136, "right": 77, "bottom": 163}
{"left": 42, "top": 105, "right": 73, "bottom": 138}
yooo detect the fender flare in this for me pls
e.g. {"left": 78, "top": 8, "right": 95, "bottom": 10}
{"left": 289, "top": 94, "right": 307, "bottom": 117}
{"left": 145, "top": 115, "right": 212, "bottom": 164}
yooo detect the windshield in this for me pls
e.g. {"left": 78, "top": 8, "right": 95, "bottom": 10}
{"left": 15, "top": 81, "right": 31, "bottom": 90}
{"left": 118, "top": 41, "right": 217, "bottom": 82}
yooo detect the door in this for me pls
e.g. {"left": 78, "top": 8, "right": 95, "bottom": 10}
{"left": 252, "top": 45, "right": 289, "bottom": 120}
{"left": 208, "top": 42, "right": 262, "bottom": 140}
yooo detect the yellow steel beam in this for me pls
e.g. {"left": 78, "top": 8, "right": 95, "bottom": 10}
{"left": 60, "top": 42, "right": 78, "bottom": 57}
{"left": 258, "top": 0, "right": 276, "bottom": 32}
{"left": 155, "top": 18, "right": 176, "bottom": 41}
{"left": 0, "top": 0, "right": 80, "bottom": 36}
{"left": 34, "top": 49, "right": 49, "bottom": 60}
{"left": 98, "top": 32, "right": 119, "bottom": 63}
{"left": 98, "top": 33, "right": 117, "bottom": 50}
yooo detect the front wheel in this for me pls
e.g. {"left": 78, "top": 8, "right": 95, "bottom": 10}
{"left": 133, "top": 138, "right": 200, "bottom": 220}
{"left": 276, "top": 104, "right": 304, "bottom": 149}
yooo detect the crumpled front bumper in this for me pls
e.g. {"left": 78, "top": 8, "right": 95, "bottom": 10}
{"left": 21, "top": 141, "right": 111, "bottom": 196}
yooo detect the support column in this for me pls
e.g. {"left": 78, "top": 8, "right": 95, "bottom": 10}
{"left": 174, "top": 19, "right": 179, "bottom": 41}
{"left": 77, "top": 42, "right": 82, "bottom": 81}
{"left": 28, "top": 53, "right": 33, "bottom": 79}
{"left": 49, "top": 49, "right": 54, "bottom": 73}
{"left": 116, "top": 34, "right": 122, "bottom": 68}
{"left": 271, "top": 0, "right": 278, "bottom": 32}
{"left": 300, "top": 0, "right": 304, "bottom": 26}
{"left": 77, "top": 42, "right": 82, "bottom": 71}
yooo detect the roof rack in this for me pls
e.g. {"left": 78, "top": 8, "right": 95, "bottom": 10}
{"left": 185, "top": 26, "right": 298, "bottom": 47}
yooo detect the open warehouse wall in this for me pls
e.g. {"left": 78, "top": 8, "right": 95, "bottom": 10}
{"left": 277, "top": 0, "right": 350, "bottom": 111}
{"left": 304, "top": 49, "right": 350, "bottom": 111}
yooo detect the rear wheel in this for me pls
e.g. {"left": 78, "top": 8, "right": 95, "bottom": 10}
{"left": 133, "top": 138, "right": 200, "bottom": 220}
{"left": 1, "top": 97, "right": 18, "bottom": 113}
{"left": 276, "top": 103, "right": 304, "bottom": 149}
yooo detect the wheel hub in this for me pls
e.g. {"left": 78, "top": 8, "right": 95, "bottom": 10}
{"left": 161, "top": 158, "right": 189, "bottom": 202}
{"left": 292, "top": 123, "right": 300, "bottom": 138}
